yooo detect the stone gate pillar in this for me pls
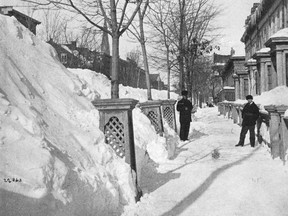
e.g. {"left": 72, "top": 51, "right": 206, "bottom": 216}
{"left": 233, "top": 74, "right": 240, "bottom": 100}
{"left": 92, "top": 98, "right": 138, "bottom": 171}
{"left": 276, "top": 106, "right": 288, "bottom": 162}
{"left": 265, "top": 105, "right": 281, "bottom": 159}
{"left": 266, "top": 35, "right": 288, "bottom": 87}
{"left": 237, "top": 104, "right": 244, "bottom": 126}
{"left": 246, "top": 59, "right": 257, "bottom": 95}
{"left": 231, "top": 104, "right": 238, "bottom": 124}
{"left": 253, "top": 50, "right": 271, "bottom": 94}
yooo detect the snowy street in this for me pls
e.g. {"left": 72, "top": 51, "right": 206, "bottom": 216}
{"left": 123, "top": 107, "right": 288, "bottom": 216}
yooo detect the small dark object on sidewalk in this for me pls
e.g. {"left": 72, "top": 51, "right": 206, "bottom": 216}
{"left": 212, "top": 149, "right": 220, "bottom": 159}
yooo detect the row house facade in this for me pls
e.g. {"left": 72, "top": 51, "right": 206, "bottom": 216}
{"left": 241, "top": 0, "right": 288, "bottom": 99}
{"left": 220, "top": 56, "right": 246, "bottom": 101}
{"left": 212, "top": 52, "right": 248, "bottom": 102}
{"left": 211, "top": 53, "right": 231, "bottom": 102}
{"left": 48, "top": 39, "right": 166, "bottom": 90}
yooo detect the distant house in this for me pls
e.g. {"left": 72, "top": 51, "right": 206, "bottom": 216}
{"left": 0, "top": 6, "right": 41, "bottom": 35}
{"left": 211, "top": 53, "right": 231, "bottom": 102}
{"left": 47, "top": 39, "right": 79, "bottom": 68}
{"left": 150, "top": 74, "right": 165, "bottom": 90}
{"left": 48, "top": 40, "right": 151, "bottom": 89}
{"left": 220, "top": 56, "right": 246, "bottom": 101}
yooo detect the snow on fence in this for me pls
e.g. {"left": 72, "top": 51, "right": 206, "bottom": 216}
{"left": 161, "top": 99, "right": 177, "bottom": 133}
{"left": 92, "top": 98, "right": 142, "bottom": 201}
{"left": 138, "top": 100, "right": 164, "bottom": 136}
{"left": 92, "top": 98, "right": 178, "bottom": 200}
{"left": 218, "top": 102, "right": 288, "bottom": 163}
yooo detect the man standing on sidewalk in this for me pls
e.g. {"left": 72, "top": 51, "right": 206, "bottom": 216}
{"left": 177, "top": 90, "right": 193, "bottom": 141}
{"left": 236, "top": 95, "right": 259, "bottom": 147}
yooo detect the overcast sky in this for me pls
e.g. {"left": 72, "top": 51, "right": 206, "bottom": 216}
{"left": 212, "top": 0, "right": 261, "bottom": 56}
{"left": 119, "top": 0, "right": 261, "bottom": 58}
{"left": 2, "top": 0, "right": 260, "bottom": 57}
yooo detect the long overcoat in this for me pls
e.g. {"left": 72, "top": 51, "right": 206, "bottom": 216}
{"left": 176, "top": 98, "right": 193, "bottom": 123}
{"left": 242, "top": 102, "right": 259, "bottom": 126}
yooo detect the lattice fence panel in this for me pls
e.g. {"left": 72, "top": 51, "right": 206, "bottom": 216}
{"left": 147, "top": 110, "right": 161, "bottom": 133}
{"left": 163, "top": 107, "right": 174, "bottom": 129}
{"left": 104, "top": 116, "right": 125, "bottom": 158}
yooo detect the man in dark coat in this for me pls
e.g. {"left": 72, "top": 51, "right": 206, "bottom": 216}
{"left": 236, "top": 95, "right": 259, "bottom": 147}
{"left": 177, "top": 90, "right": 193, "bottom": 141}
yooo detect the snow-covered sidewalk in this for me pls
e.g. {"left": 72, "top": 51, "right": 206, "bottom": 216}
{"left": 123, "top": 107, "right": 288, "bottom": 216}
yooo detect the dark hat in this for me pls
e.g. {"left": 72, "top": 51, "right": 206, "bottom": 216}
{"left": 181, "top": 90, "right": 188, "bottom": 96}
{"left": 246, "top": 95, "right": 253, "bottom": 100}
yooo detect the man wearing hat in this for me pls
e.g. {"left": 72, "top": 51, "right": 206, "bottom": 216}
{"left": 177, "top": 90, "right": 193, "bottom": 141}
{"left": 236, "top": 95, "right": 259, "bottom": 147}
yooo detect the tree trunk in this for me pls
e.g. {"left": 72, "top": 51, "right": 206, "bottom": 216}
{"left": 140, "top": 42, "right": 152, "bottom": 100}
{"left": 139, "top": 9, "right": 152, "bottom": 100}
{"left": 166, "top": 48, "right": 171, "bottom": 99}
{"left": 111, "top": 35, "right": 119, "bottom": 99}
{"left": 185, "top": 56, "right": 192, "bottom": 98}
{"left": 178, "top": 0, "right": 185, "bottom": 93}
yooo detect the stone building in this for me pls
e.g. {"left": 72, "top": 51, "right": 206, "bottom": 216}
{"left": 211, "top": 53, "right": 231, "bottom": 102}
{"left": 225, "top": 56, "right": 246, "bottom": 101}
{"left": 48, "top": 40, "right": 165, "bottom": 90}
{"left": 241, "top": 0, "right": 288, "bottom": 97}
{"left": 217, "top": 55, "right": 246, "bottom": 101}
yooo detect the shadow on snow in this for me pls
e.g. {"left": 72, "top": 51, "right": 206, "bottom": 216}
{"left": 160, "top": 146, "right": 260, "bottom": 216}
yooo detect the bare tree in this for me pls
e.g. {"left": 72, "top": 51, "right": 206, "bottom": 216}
{"left": 22, "top": 0, "right": 143, "bottom": 99}
{"left": 126, "top": 49, "right": 142, "bottom": 88}
{"left": 127, "top": 0, "right": 152, "bottom": 100}
{"left": 159, "top": 0, "right": 220, "bottom": 101}
{"left": 77, "top": 26, "right": 101, "bottom": 51}
{"left": 148, "top": 0, "right": 175, "bottom": 99}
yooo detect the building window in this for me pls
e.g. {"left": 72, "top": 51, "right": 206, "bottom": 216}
{"left": 60, "top": 53, "right": 67, "bottom": 64}
{"left": 267, "top": 65, "right": 272, "bottom": 90}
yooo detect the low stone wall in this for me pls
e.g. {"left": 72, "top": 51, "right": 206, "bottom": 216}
{"left": 218, "top": 102, "right": 288, "bottom": 163}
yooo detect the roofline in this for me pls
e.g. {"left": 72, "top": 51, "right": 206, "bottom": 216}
{"left": 0, "top": 6, "right": 41, "bottom": 24}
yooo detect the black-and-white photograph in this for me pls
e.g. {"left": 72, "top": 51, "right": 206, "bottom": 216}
{"left": 1, "top": 0, "right": 288, "bottom": 215}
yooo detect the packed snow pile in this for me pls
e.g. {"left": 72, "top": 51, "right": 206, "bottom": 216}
{"left": 254, "top": 85, "right": 288, "bottom": 107}
{"left": 233, "top": 86, "right": 288, "bottom": 110}
{"left": 0, "top": 15, "right": 179, "bottom": 215}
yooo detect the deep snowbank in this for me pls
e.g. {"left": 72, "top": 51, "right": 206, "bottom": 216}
{"left": 0, "top": 15, "right": 179, "bottom": 215}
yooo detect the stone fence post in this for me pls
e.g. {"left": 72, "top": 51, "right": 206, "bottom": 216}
{"left": 231, "top": 103, "right": 238, "bottom": 124}
{"left": 139, "top": 100, "right": 164, "bottom": 136}
{"left": 228, "top": 103, "right": 232, "bottom": 119}
{"left": 256, "top": 110, "right": 270, "bottom": 144}
{"left": 92, "top": 98, "right": 138, "bottom": 169}
{"left": 161, "top": 99, "right": 177, "bottom": 132}
{"left": 218, "top": 102, "right": 224, "bottom": 115}
{"left": 237, "top": 104, "right": 244, "bottom": 126}
{"left": 275, "top": 106, "right": 288, "bottom": 162}
{"left": 265, "top": 105, "right": 281, "bottom": 159}
{"left": 223, "top": 103, "right": 228, "bottom": 117}
{"left": 92, "top": 98, "right": 142, "bottom": 200}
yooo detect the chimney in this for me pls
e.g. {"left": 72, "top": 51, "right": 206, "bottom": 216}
{"left": 71, "top": 41, "right": 77, "bottom": 48}
{"left": 230, "top": 47, "right": 235, "bottom": 56}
